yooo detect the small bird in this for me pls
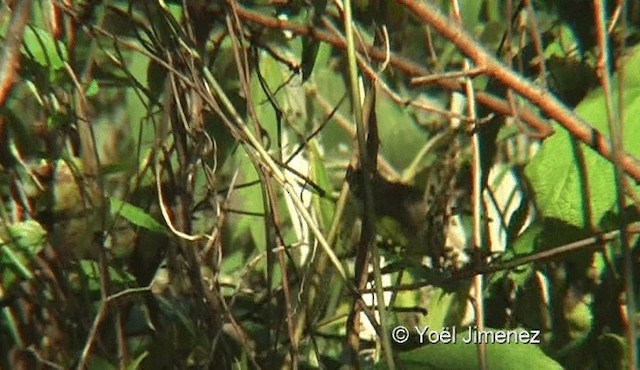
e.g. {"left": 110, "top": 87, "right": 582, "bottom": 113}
{"left": 347, "top": 143, "right": 462, "bottom": 268}
{"left": 30, "top": 158, "right": 103, "bottom": 260}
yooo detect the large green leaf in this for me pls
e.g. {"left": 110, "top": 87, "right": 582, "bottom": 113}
{"left": 525, "top": 46, "right": 640, "bottom": 227}
{"left": 382, "top": 329, "right": 561, "bottom": 369}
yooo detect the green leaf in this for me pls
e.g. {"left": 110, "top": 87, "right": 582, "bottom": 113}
{"left": 1, "top": 222, "right": 45, "bottom": 288}
{"left": 22, "top": 25, "right": 67, "bottom": 70}
{"left": 3, "top": 220, "right": 47, "bottom": 254}
{"left": 127, "top": 351, "right": 149, "bottom": 370}
{"left": 458, "top": 0, "right": 483, "bottom": 32}
{"left": 86, "top": 79, "right": 99, "bottom": 97}
{"left": 618, "top": 45, "right": 640, "bottom": 89}
{"left": 310, "top": 143, "right": 335, "bottom": 230}
{"left": 382, "top": 329, "right": 561, "bottom": 369}
{"left": 0, "top": 248, "right": 30, "bottom": 284}
{"left": 565, "top": 298, "right": 592, "bottom": 340}
{"left": 525, "top": 46, "right": 640, "bottom": 227}
{"left": 0, "top": 220, "right": 46, "bottom": 285}
{"left": 87, "top": 355, "right": 117, "bottom": 370}
{"left": 487, "top": 225, "right": 541, "bottom": 289}
{"left": 423, "top": 287, "right": 469, "bottom": 329}
{"left": 376, "top": 94, "right": 429, "bottom": 170}
{"left": 228, "top": 151, "right": 266, "bottom": 254}
{"left": 109, "top": 198, "right": 166, "bottom": 234}
{"left": 79, "top": 259, "right": 136, "bottom": 292}
{"left": 509, "top": 224, "right": 543, "bottom": 256}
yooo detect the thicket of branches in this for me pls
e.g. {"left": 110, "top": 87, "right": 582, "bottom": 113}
{"left": 1, "top": 0, "right": 640, "bottom": 369}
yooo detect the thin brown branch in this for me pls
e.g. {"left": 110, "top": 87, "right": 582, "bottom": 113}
{"left": 450, "top": 2, "right": 486, "bottom": 368}
{"left": 411, "top": 68, "right": 484, "bottom": 85}
{"left": 523, "top": 0, "right": 548, "bottom": 88}
{"left": 453, "top": 222, "right": 640, "bottom": 280}
{"left": 594, "top": 0, "right": 637, "bottom": 367}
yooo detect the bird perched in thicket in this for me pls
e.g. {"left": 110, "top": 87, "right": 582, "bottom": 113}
{"left": 347, "top": 141, "right": 464, "bottom": 268}
{"left": 30, "top": 158, "right": 103, "bottom": 260}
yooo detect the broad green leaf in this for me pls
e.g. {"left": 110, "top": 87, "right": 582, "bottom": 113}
{"left": 422, "top": 287, "right": 469, "bottom": 329}
{"left": 525, "top": 46, "right": 640, "bottom": 227}
{"left": 126, "top": 52, "right": 153, "bottom": 147}
{"left": 376, "top": 94, "right": 429, "bottom": 170}
{"left": 620, "top": 45, "right": 640, "bottom": 88}
{"left": 487, "top": 225, "right": 541, "bottom": 289}
{"left": 312, "top": 41, "right": 333, "bottom": 81}
{"left": 313, "top": 49, "right": 350, "bottom": 155}
{"left": 220, "top": 249, "right": 247, "bottom": 277}
{"left": 509, "top": 224, "right": 543, "bottom": 256}
{"left": 239, "top": 46, "right": 311, "bottom": 258}
{"left": 109, "top": 198, "right": 166, "bottom": 234}
{"left": 86, "top": 79, "right": 99, "bottom": 97}
{"left": 251, "top": 45, "right": 292, "bottom": 139}
{"left": 459, "top": 0, "right": 483, "bottom": 33}
{"left": 381, "top": 330, "right": 561, "bottom": 369}
{"left": 301, "top": 0, "right": 327, "bottom": 81}
{"left": 22, "top": 26, "right": 67, "bottom": 70}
